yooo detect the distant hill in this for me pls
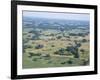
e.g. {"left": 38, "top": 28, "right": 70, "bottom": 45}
{"left": 23, "top": 17, "right": 89, "bottom": 30}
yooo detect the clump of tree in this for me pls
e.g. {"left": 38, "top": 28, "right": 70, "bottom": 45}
{"left": 53, "top": 41, "right": 82, "bottom": 58}
{"left": 23, "top": 44, "right": 33, "bottom": 49}
{"left": 56, "top": 36, "right": 62, "bottom": 39}
{"left": 28, "top": 52, "right": 41, "bottom": 58}
{"left": 66, "top": 41, "right": 82, "bottom": 58}
{"left": 81, "top": 59, "right": 89, "bottom": 66}
{"left": 54, "top": 48, "right": 73, "bottom": 56}
{"left": 29, "top": 30, "right": 38, "bottom": 34}
{"left": 51, "top": 45, "right": 55, "bottom": 47}
{"left": 67, "top": 59, "right": 73, "bottom": 64}
{"left": 61, "top": 61, "right": 66, "bottom": 64}
{"left": 60, "top": 59, "right": 73, "bottom": 65}
{"left": 29, "top": 30, "right": 40, "bottom": 40}
{"left": 69, "top": 33, "right": 85, "bottom": 37}
{"left": 65, "top": 36, "right": 70, "bottom": 38}
{"left": 59, "top": 27, "right": 65, "bottom": 36}
{"left": 35, "top": 44, "right": 44, "bottom": 49}
{"left": 32, "top": 58, "right": 37, "bottom": 61}
{"left": 68, "top": 43, "right": 72, "bottom": 45}
{"left": 78, "top": 33, "right": 85, "bottom": 37}
{"left": 80, "top": 49, "right": 85, "bottom": 53}
{"left": 74, "top": 40, "right": 81, "bottom": 47}
{"left": 66, "top": 46, "right": 79, "bottom": 58}
{"left": 28, "top": 52, "right": 34, "bottom": 58}
{"left": 33, "top": 53, "right": 41, "bottom": 56}
{"left": 50, "top": 33, "right": 55, "bottom": 36}
{"left": 31, "top": 35, "right": 39, "bottom": 40}
{"left": 69, "top": 33, "right": 77, "bottom": 36}
{"left": 59, "top": 48, "right": 65, "bottom": 55}
{"left": 81, "top": 39, "right": 87, "bottom": 43}
{"left": 54, "top": 48, "right": 65, "bottom": 55}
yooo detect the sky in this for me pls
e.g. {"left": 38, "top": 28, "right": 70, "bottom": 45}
{"left": 23, "top": 11, "right": 90, "bottom": 21}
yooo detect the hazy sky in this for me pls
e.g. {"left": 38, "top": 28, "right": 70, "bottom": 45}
{"left": 23, "top": 11, "right": 90, "bottom": 21}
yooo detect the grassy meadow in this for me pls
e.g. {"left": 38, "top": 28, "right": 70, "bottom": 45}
{"left": 22, "top": 27, "right": 90, "bottom": 68}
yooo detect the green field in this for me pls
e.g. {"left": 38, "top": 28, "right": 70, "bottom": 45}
{"left": 22, "top": 28, "right": 90, "bottom": 69}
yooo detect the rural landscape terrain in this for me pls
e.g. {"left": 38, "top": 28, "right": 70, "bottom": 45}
{"left": 22, "top": 11, "right": 90, "bottom": 69}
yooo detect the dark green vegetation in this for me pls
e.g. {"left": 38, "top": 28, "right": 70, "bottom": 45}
{"left": 22, "top": 17, "right": 90, "bottom": 69}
